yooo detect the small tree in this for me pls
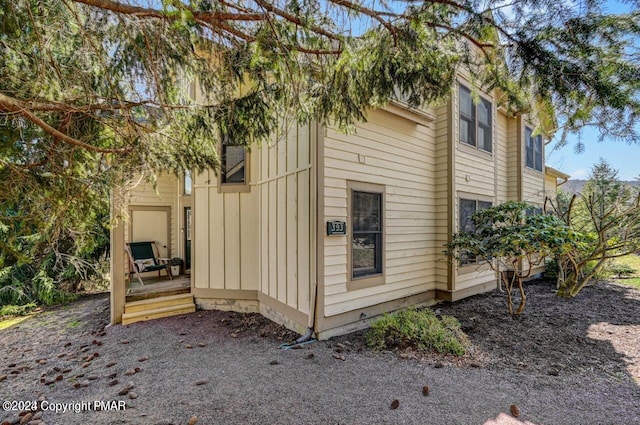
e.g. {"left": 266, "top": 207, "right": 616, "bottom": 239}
{"left": 546, "top": 160, "right": 640, "bottom": 297}
{"left": 447, "top": 201, "right": 579, "bottom": 314}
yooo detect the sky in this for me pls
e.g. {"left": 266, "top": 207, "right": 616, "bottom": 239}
{"left": 546, "top": 129, "right": 639, "bottom": 181}
{"left": 545, "top": 0, "right": 639, "bottom": 182}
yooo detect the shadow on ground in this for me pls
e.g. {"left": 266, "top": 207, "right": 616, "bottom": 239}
{"left": 437, "top": 280, "right": 640, "bottom": 383}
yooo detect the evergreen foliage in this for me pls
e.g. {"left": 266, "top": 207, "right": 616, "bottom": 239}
{"left": 546, "top": 160, "right": 640, "bottom": 297}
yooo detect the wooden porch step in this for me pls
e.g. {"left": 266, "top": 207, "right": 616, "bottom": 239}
{"left": 124, "top": 293, "right": 194, "bottom": 314}
{"left": 122, "top": 294, "right": 195, "bottom": 325}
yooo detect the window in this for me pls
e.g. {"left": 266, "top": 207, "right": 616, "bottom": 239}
{"left": 459, "top": 198, "right": 492, "bottom": 265}
{"left": 526, "top": 206, "right": 543, "bottom": 216}
{"left": 221, "top": 140, "right": 246, "bottom": 184}
{"left": 459, "top": 84, "right": 492, "bottom": 153}
{"left": 183, "top": 171, "right": 192, "bottom": 195}
{"left": 525, "top": 126, "right": 543, "bottom": 172}
{"left": 352, "top": 190, "right": 383, "bottom": 279}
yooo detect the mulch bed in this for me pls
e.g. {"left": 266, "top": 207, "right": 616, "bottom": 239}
{"left": 331, "top": 279, "right": 640, "bottom": 382}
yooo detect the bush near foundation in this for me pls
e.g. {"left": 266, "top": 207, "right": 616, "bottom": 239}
{"left": 366, "top": 308, "right": 468, "bottom": 356}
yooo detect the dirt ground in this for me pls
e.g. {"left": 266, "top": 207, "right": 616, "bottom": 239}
{"left": 1, "top": 279, "right": 639, "bottom": 425}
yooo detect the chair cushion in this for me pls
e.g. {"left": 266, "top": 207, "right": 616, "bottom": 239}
{"left": 134, "top": 258, "right": 155, "bottom": 272}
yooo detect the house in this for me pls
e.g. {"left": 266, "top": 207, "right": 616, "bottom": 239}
{"left": 109, "top": 75, "right": 567, "bottom": 339}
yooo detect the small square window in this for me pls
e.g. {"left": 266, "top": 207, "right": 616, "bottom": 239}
{"left": 221, "top": 143, "right": 246, "bottom": 184}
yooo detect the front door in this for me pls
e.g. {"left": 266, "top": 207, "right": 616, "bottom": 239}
{"left": 181, "top": 172, "right": 193, "bottom": 273}
{"left": 184, "top": 207, "right": 192, "bottom": 270}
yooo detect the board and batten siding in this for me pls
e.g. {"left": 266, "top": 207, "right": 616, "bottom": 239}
{"left": 257, "top": 122, "right": 315, "bottom": 316}
{"left": 192, "top": 156, "right": 260, "bottom": 292}
{"left": 322, "top": 107, "right": 438, "bottom": 318}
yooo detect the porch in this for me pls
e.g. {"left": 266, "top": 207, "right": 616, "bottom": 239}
{"left": 126, "top": 274, "right": 191, "bottom": 302}
{"left": 122, "top": 274, "right": 195, "bottom": 325}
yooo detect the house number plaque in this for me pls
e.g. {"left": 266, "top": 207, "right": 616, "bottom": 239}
{"left": 327, "top": 220, "right": 346, "bottom": 235}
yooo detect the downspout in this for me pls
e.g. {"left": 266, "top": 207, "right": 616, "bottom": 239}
{"left": 298, "top": 120, "right": 322, "bottom": 344}
{"left": 295, "top": 279, "right": 318, "bottom": 344}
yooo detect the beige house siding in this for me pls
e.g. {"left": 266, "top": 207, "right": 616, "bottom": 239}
{"left": 124, "top": 174, "right": 178, "bottom": 257}
{"left": 544, "top": 168, "right": 570, "bottom": 202}
{"left": 321, "top": 108, "right": 438, "bottom": 320}
{"left": 506, "top": 116, "right": 520, "bottom": 201}
{"left": 450, "top": 82, "right": 498, "bottom": 294}
{"left": 191, "top": 121, "right": 316, "bottom": 333}
{"left": 544, "top": 172, "right": 558, "bottom": 200}
{"left": 190, "top": 78, "right": 260, "bottom": 297}
{"left": 257, "top": 122, "right": 315, "bottom": 318}
{"left": 191, "top": 160, "right": 260, "bottom": 292}
{"left": 519, "top": 114, "right": 546, "bottom": 206}
{"left": 495, "top": 111, "right": 510, "bottom": 204}
{"left": 433, "top": 103, "right": 450, "bottom": 292}
{"left": 123, "top": 175, "right": 179, "bottom": 282}
{"left": 522, "top": 171, "right": 545, "bottom": 205}
{"left": 111, "top": 76, "right": 565, "bottom": 336}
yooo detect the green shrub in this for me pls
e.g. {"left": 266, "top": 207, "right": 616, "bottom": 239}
{"left": 366, "top": 308, "right": 468, "bottom": 356}
{"left": 609, "top": 262, "right": 636, "bottom": 278}
{"left": 584, "top": 259, "right": 614, "bottom": 280}
{"left": 0, "top": 302, "right": 36, "bottom": 317}
{"left": 543, "top": 258, "right": 560, "bottom": 280}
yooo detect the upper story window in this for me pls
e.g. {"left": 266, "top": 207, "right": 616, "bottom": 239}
{"left": 183, "top": 171, "right": 192, "bottom": 195}
{"left": 459, "top": 84, "right": 492, "bottom": 153}
{"left": 525, "top": 127, "right": 543, "bottom": 172}
{"left": 221, "top": 140, "right": 247, "bottom": 185}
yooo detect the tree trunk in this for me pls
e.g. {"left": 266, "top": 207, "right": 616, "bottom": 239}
{"left": 515, "top": 276, "right": 526, "bottom": 315}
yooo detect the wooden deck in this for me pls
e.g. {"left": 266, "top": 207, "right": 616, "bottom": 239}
{"left": 126, "top": 274, "right": 191, "bottom": 302}
{"left": 122, "top": 293, "right": 196, "bottom": 325}
{"left": 123, "top": 275, "right": 195, "bottom": 325}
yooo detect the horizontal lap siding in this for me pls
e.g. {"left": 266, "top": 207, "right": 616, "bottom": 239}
{"left": 456, "top": 267, "right": 496, "bottom": 290}
{"left": 125, "top": 174, "right": 178, "bottom": 258}
{"left": 434, "top": 103, "right": 450, "bottom": 291}
{"left": 323, "top": 108, "right": 437, "bottom": 317}
{"left": 507, "top": 117, "right": 519, "bottom": 201}
{"left": 495, "top": 112, "right": 509, "bottom": 204}
{"left": 452, "top": 85, "right": 498, "bottom": 291}
{"left": 545, "top": 174, "right": 558, "bottom": 199}
{"left": 455, "top": 149, "right": 495, "bottom": 196}
{"left": 522, "top": 172, "right": 545, "bottom": 205}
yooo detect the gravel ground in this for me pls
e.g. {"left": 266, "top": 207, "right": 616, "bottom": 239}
{"left": 1, "top": 280, "right": 640, "bottom": 425}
